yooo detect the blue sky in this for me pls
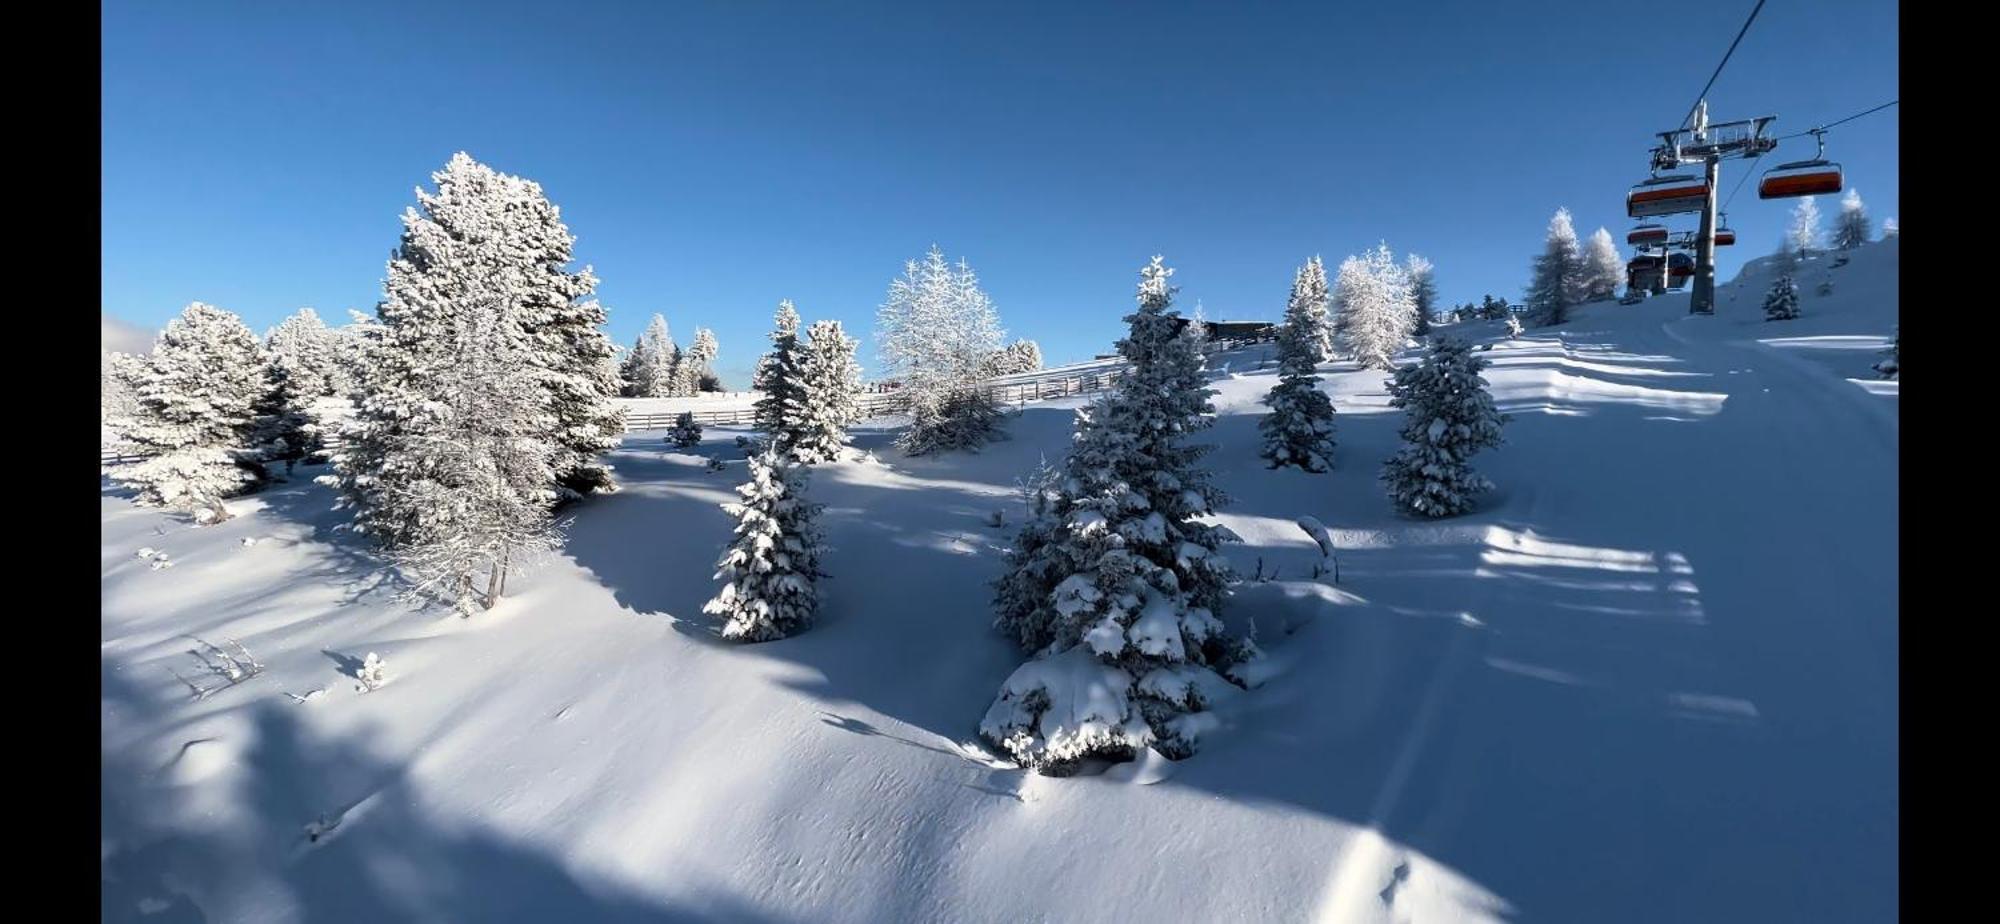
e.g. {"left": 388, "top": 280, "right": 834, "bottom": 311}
{"left": 103, "top": 0, "right": 1898, "bottom": 385}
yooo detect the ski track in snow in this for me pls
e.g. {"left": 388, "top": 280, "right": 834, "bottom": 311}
{"left": 101, "top": 241, "right": 1897, "bottom": 923}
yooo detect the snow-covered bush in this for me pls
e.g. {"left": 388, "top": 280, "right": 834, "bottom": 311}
{"left": 876, "top": 246, "right": 1007, "bottom": 455}
{"left": 110, "top": 303, "right": 271, "bottom": 523}
{"left": 355, "top": 652, "right": 387, "bottom": 692}
{"left": 668, "top": 412, "right": 703, "bottom": 449}
{"left": 703, "top": 449, "right": 825, "bottom": 642}
{"left": 1525, "top": 208, "right": 1586, "bottom": 326}
{"left": 1380, "top": 337, "right": 1508, "bottom": 518}
{"left": 1874, "top": 326, "right": 1898, "bottom": 379}
{"left": 786, "top": 319, "right": 863, "bottom": 464}
{"left": 983, "top": 256, "right": 1250, "bottom": 773}
{"left": 1258, "top": 259, "right": 1339, "bottom": 472}
{"left": 1506, "top": 314, "right": 1523, "bottom": 339}
{"left": 1763, "top": 275, "right": 1801, "bottom": 321}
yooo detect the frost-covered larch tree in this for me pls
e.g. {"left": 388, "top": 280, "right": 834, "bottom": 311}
{"left": 982, "top": 256, "right": 1251, "bottom": 775}
{"left": 1289, "top": 256, "right": 1334, "bottom": 361}
{"left": 1786, "top": 196, "right": 1822, "bottom": 263}
{"left": 1834, "top": 189, "right": 1871, "bottom": 250}
{"left": 1258, "top": 260, "right": 1339, "bottom": 472}
{"left": 1763, "top": 274, "right": 1801, "bottom": 321}
{"left": 1525, "top": 208, "right": 1587, "bottom": 327}
{"left": 1380, "top": 337, "right": 1507, "bottom": 518}
{"left": 1582, "top": 228, "right": 1626, "bottom": 302}
{"left": 111, "top": 303, "right": 271, "bottom": 523}
{"left": 876, "top": 245, "right": 1007, "bottom": 455}
{"left": 1406, "top": 254, "right": 1437, "bottom": 338}
{"left": 685, "top": 327, "right": 721, "bottom": 392}
{"left": 752, "top": 301, "right": 809, "bottom": 456}
{"left": 1334, "top": 244, "right": 1415, "bottom": 371}
{"left": 787, "top": 319, "right": 863, "bottom": 464}
{"left": 703, "top": 448, "right": 825, "bottom": 641}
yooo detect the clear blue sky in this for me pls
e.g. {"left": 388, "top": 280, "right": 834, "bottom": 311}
{"left": 103, "top": 0, "right": 1898, "bottom": 386}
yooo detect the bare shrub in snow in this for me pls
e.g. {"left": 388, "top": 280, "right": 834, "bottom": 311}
{"left": 704, "top": 449, "right": 826, "bottom": 641}
{"left": 1380, "top": 337, "right": 1508, "bottom": 518}
{"left": 173, "top": 637, "right": 265, "bottom": 699}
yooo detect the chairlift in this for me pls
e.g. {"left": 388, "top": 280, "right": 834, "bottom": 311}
{"left": 1627, "top": 223, "right": 1669, "bottom": 247}
{"left": 1627, "top": 173, "right": 1710, "bottom": 218}
{"left": 1757, "top": 129, "right": 1843, "bottom": 199}
{"left": 1666, "top": 252, "right": 1694, "bottom": 289}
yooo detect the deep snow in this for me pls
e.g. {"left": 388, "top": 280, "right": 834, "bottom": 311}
{"left": 102, "top": 239, "right": 1896, "bottom": 922}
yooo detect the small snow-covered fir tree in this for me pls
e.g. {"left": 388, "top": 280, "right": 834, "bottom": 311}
{"left": 1526, "top": 208, "right": 1587, "bottom": 326}
{"left": 1582, "top": 228, "right": 1626, "bottom": 302}
{"left": 1834, "top": 189, "right": 1871, "bottom": 250}
{"left": 1258, "top": 260, "right": 1339, "bottom": 472}
{"left": 787, "top": 319, "right": 863, "bottom": 464}
{"left": 1333, "top": 244, "right": 1416, "bottom": 371}
{"left": 668, "top": 411, "right": 703, "bottom": 449}
{"left": 112, "top": 303, "right": 271, "bottom": 523}
{"left": 1874, "top": 326, "right": 1898, "bottom": 379}
{"left": 752, "top": 301, "right": 809, "bottom": 456}
{"left": 1406, "top": 254, "right": 1437, "bottom": 338}
{"left": 1505, "top": 314, "right": 1523, "bottom": 338}
{"left": 876, "top": 245, "right": 1007, "bottom": 455}
{"left": 1787, "top": 196, "right": 1823, "bottom": 262}
{"left": 1763, "top": 275, "right": 1801, "bottom": 321}
{"left": 982, "top": 256, "right": 1249, "bottom": 774}
{"left": 1380, "top": 337, "right": 1507, "bottom": 519}
{"left": 703, "top": 448, "right": 825, "bottom": 641}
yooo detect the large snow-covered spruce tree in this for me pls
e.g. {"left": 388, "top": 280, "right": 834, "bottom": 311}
{"left": 752, "top": 301, "right": 809, "bottom": 455}
{"left": 111, "top": 303, "right": 271, "bottom": 522}
{"left": 1406, "top": 254, "right": 1437, "bottom": 338}
{"left": 983, "top": 256, "right": 1250, "bottom": 775}
{"left": 1526, "top": 208, "right": 1587, "bottom": 327}
{"left": 1582, "top": 227, "right": 1626, "bottom": 302}
{"left": 786, "top": 319, "right": 863, "bottom": 464}
{"left": 877, "top": 246, "right": 1007, "bottom": 455}
{"left": 1834, "top": 189, "right": 1871, "bottom": 250}
{"left": 1258, "top": 260, "right": 1339, "bottom": 472}
{"left": 1333, "top": 244, "right": 1415, "bottom": 371}
{"left": 1380, "top": 337, "right": 1507, "bottom": 518}
{"left": 703, "top": 448, "right": 826, "bottom": 642}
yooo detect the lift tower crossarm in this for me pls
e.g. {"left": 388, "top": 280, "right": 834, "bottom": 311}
{"left": 1644, "top": 111, "right": 1778, "bottom": 314}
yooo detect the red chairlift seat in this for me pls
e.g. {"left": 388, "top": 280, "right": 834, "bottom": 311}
{"left": 1627, "top": 223, "right": 1669, "bottom": 246}
{"left": 1713, "top": 227, "right": 1735, "bottom": 246}
{"left": 1758, "top": 159, "right": 1843, "bottom": 199}
{"left": 1627, "top": 174, "right": 1709, "bottom": 218}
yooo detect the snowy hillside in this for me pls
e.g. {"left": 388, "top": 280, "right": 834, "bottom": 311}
{"left": 102, "top": 239, "right": 1897, "bottom": 922}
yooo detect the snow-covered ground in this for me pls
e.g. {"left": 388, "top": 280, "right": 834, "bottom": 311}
{"left": 102, "top": 239, "right": 1897, "bottom": 922}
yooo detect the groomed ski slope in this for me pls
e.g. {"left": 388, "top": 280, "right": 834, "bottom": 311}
{"left": 102, "top": 238, "right": 1896, "bottom": 923}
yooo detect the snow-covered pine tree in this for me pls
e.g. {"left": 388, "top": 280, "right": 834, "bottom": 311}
{"left": 101, "top": 350, "right": 146, "bottom": 429}
{"left": 1480, "top": 294, "right": 1512, "bottom": 321}
{"left": 1258, "top": 260, "right": 1339, "bottom": 472}
{"left": 1787, "top": 196, "right": 1823, "bottom": 262}
{"left": 1583, "top": 228, "right": 1626, "bottom": 302}
{"left": 1333, "top": 244, "right": 1416, "bottom": 371}
{"left": 263, "top": 308, "right": 344, "bottom": 398}
{"left": 1763, "top": 274, "right": 1801, "bottom": 321}
{"left": 334, "top": 310, "right": 385, "bottom": 400}
{"left": 1288, "top": 256, "right": 1334, "bottom": 362}
{"left": 1406, "top": 254, "right": 1437, "bottom": 338}
{"left": 703, "top": 448, "right": 825, "bottom": 641}
{"left": 617, "top": 336, "right": 645, "bottom": 397}
{"left": 1525, "top": 208, "right": 1586, "bottom": 326}
{"left": 631, "top": 313, "right": 677, "bottom": 399}
{"left": 984, "top": 340, "right": 1045, "bottom": 377}
{"left": 752, "top": 301, "right": 809, "bottom": 456}
{"left": 668, "top": 411, "right": 703, "bottom": 449}
{"left": 247, "top": 344, "right": 323, "bottom": 478}
{"left": 876, "top": 245, "right": 1007, "bottom": 455}
{"left": 982, "top": 256, "right": 1249, "bottom": 774}
{"left": 111, "top": 303, "right": 271, "bottom": 523}
{"left": 787, "top": 319, "right": 863, "bottom": 464}
{"left": 1380, "top": 336, "right": 1507, "bottom": 518}
{"left": 1834, "top": 189, "right": 1871, "bottom": 250}
{"left": 685, "top": 328, "right": 721, "bottom": 392}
